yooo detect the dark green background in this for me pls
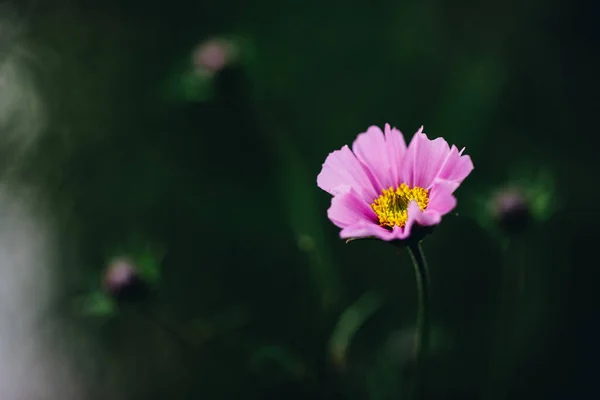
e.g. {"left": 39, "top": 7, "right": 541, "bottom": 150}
{"left": 12, "top": 0, "right": 599, "bottom": 398}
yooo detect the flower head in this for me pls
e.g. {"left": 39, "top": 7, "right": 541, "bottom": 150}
{"left": 473, "top": 166, "right": 557, "bottom": 240}
{"left": 192, "top": 37, "right": 238, "bottom": 77}
{"left": 317, "top": 124, "right": 473, "bottom": 242}
{"left": 488, "top": 187, "right": 532, "bottom": 234}
{"left": 102, "top": 257, "right": 147, "bottom": 303}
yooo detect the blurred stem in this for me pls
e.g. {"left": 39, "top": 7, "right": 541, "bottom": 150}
{"left": 135, "top": 306, "right": 196, "bottom": 356}
{"left": 328, "top": 291, "right": 383, "bottom": 371}
{"left": 246, "top": 93, "right": 341, "bottom": 313}
{"left": 486, "top": 240, "right": 514, "bottom": 400}
{"left": 131, "top": 306, "right": 209, "bottom": 387}
{"left": 407, "top": 242, "right": 430, "bottom": 399}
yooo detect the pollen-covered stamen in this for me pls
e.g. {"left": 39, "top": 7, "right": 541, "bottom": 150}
{"left": 371, "top": 183, "right": 429, "bottom": 228}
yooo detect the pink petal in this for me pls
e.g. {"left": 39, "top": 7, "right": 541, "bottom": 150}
{"left": 339, "top": 199, "right": 444, "bottom": 242}
{"left": 436, "top": 146, "right": 474, "bottom": 184}
{"left": 352, "top": 126, "right": 394, "bottom": 192}
{"left": 427, "top": 179, "right": 459, "bottom": 214}
{"left": 394, "top": 180, "right": 460, "bottom": 239}
{"left": 408, "top": 201, "right": 443, "bottom": 226}
{"left": 327, "top": 188, "right": 377, "bottom": 229}
{"left": 351, "top": 124, "right": 408, "bottom": 193}
{"left": 329, "top": 189, "right": 402, "bottom": 241}
{"left": 393, "top": 201, "right": 443, "bottom": 240}
{"left": 399, "top": 126, "right": 424, "bottom": 187}
{"left": 402, "top": 129, "right": 454, "bottom": 189}
{"left": 384, "top": 124, "right": 407, "bottom": 189}
{"left": 340, "top": 221, "right": 400, "bottom": 241}
{"left": 317, "top": 145, "right": 378, "bottom": 202}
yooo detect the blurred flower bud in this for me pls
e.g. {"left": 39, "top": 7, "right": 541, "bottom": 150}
{"left": 488, "top": 188, "right": 532, "bottom": 234}
{"left": 473, "top": 167, "right": 558, "bottom": 241}
{"left": 192, "top": 38, "right": 238, "bottom": 77}
{"left": 102, "top": 257, "right": 147, "bottom": 303}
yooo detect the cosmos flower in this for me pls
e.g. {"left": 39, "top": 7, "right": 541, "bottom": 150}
{"left": 317, "top": 124, "right": 473, "bottom": 242}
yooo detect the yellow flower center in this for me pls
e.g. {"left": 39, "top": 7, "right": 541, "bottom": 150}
{"left": 370, "top": 184, "right": 429, "bottom": 228}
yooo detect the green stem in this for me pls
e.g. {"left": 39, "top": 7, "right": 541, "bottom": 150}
{"left": 407, "top": 242, "right": 430, "bottom": 399}
{"left": 134, "top": 305, "right": 197, "bottom": 356}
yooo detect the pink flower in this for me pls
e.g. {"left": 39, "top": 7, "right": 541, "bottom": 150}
{"left": 488, "top": 187, "right": 532, "bottom": 234}
{"left": 317, "top": 125, "right": 474, "bottom": 241}
{"left": 102, "top": 257, "right": 146, "bottom": 302}
{"left": 192, "top": 38, "right": 236, "bottom": 76}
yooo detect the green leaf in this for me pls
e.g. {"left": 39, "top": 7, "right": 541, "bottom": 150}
{"left": 136, "top": 249, "right": 162, "bottom": 283}
{"left": 248, "top": 345, "right": 307, "bottom": 379}
{"left": 76, "top": 291, "right": 116, "bottom": 317}
{"left": 329, "top": 290, "right": 384, "bottom": 369}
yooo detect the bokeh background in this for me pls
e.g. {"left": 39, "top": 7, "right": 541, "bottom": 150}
{"left": 0, "top": 0, "right": 597, "bottom": 399}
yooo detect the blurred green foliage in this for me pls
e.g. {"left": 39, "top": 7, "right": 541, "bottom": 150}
{"left": 11, "top": 0, "right": 597, "bottom": 398}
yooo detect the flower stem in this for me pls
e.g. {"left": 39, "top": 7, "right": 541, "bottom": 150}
{"left": 407, "top": 242, "right": 430, "bottom": 399}
{"left": 133, "top": 304, "right": 198, "bottom": 358}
